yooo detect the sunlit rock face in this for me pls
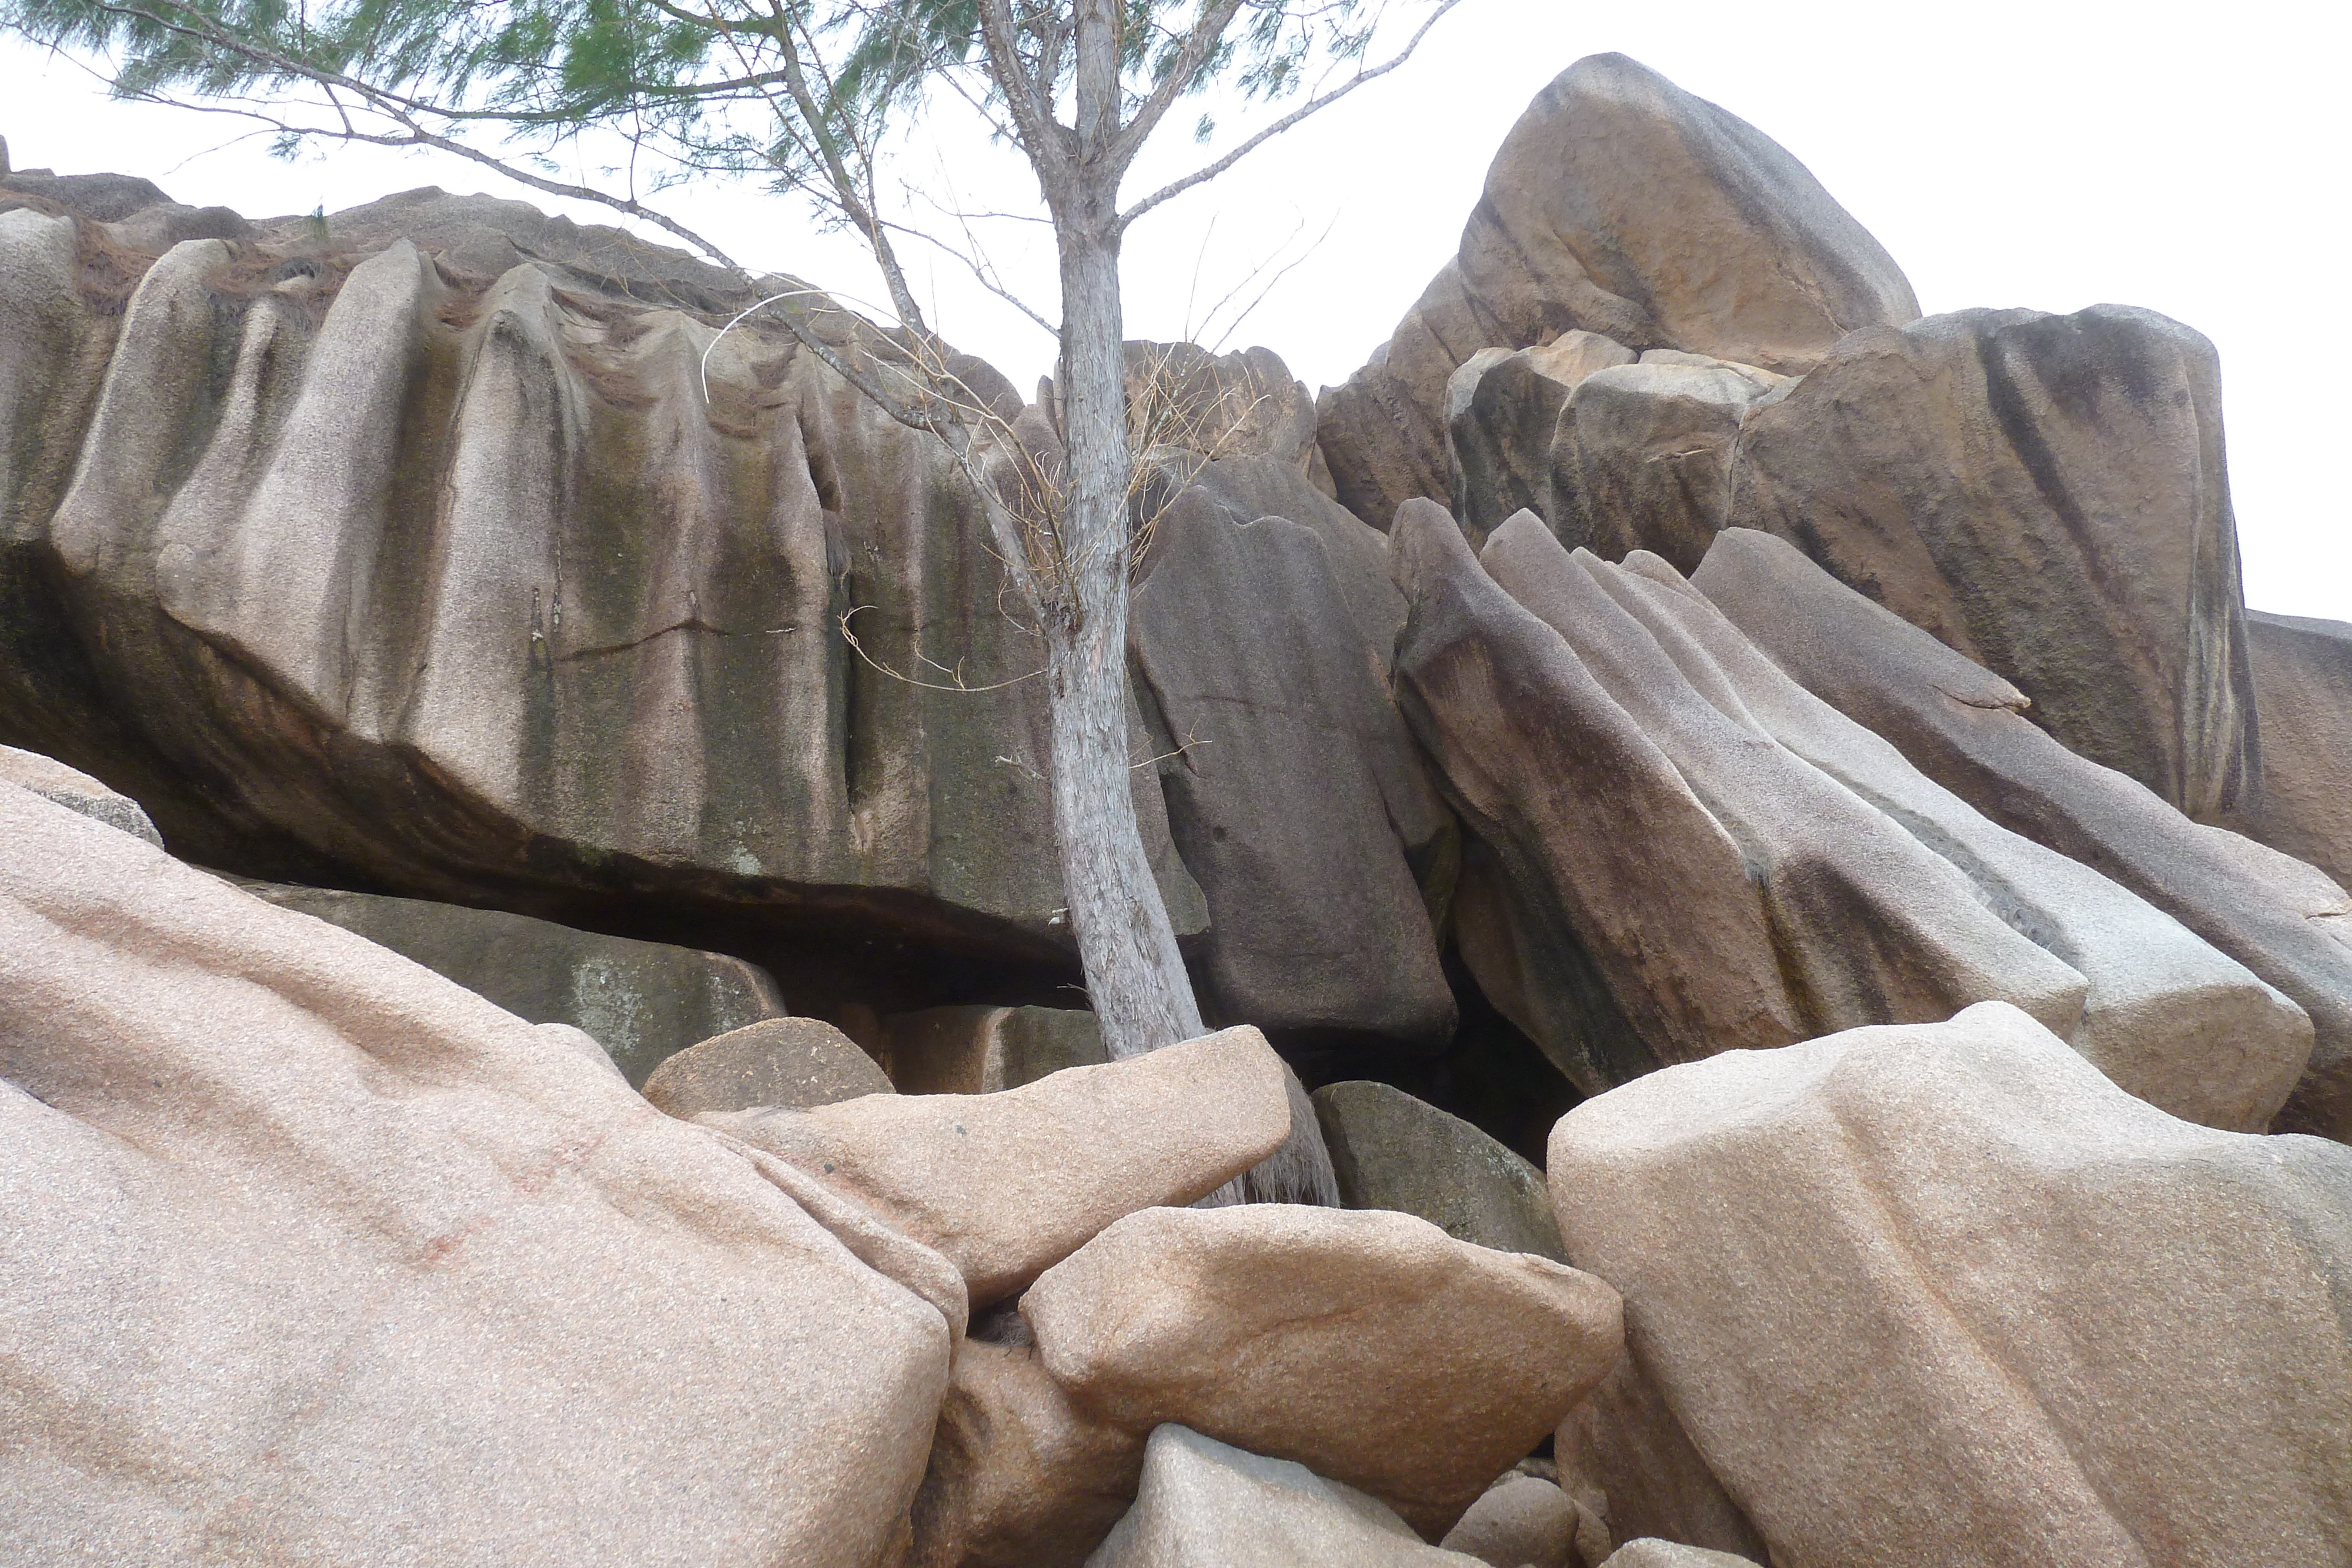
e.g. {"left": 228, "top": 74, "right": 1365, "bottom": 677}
{"left": 1315, "top": 51, "right": 1918, "bottom": 532}
{"left": 0, "top": 193, "right": 1216, "bottom": 1014}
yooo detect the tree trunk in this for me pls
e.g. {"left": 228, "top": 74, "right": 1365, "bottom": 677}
{"left": 1038, "top": 0, "right": 1337, "bottom": 1205}
{"left": 1048, "top": 222, "right": 1204, "bottom": 1061}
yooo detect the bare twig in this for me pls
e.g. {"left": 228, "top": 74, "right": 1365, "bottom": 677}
{"left": 1117, "top": 0, "right": 1467, "bottom": 234}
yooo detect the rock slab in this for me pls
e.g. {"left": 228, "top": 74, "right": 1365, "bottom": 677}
{"left": 1318, "top": 52, "right": 1916, "bottom": 528}
{"left": 2224, "top": 609, "right": 2352, "bottom": 893}
{"left": 640, "top": 1015, "right": 890, "bottom": 1116}
{"left": 1086, "top": 1425, "right": 1482, "bottom": 1568}
{"left": 1694, "top": 524, "right": 2352, "bottom": 1139}
{"left": 1025, "top": 1201, "right": 1623, "bottom": 1536}
{"left": 711, "top": 1025, "right": 1293, "bottom": 1306}
{"left": 1549, "top": 999, "right": 2352, "bottom": 1568}
{"left": 0, "top": 783, "right": 957, "bottom": 1568}
{"left": 1726, "top": 305, "right": 2255, "bottom": 818}
{"left": 1313, "top": 1079, "right": 1565, "bottom": 1259}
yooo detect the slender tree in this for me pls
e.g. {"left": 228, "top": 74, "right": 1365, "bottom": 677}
{"left": 4, "top": 0, "right": 1464, "bottom": 1189}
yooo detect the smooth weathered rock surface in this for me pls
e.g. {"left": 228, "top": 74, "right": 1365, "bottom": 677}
{"left": 0, "top": 783, "right": 959, "bottom": 1568}
{"left": 1318, "top": 52, "right": 1916, "bottom": 528}
{"left": 1549, "top": 1000, "right": 2352, "bottom": 1568}
{"left": 908, "top": 1338, "right": 1145, "bottom": 1568}
{"left": 1391, "top": 496, "right": 1800, "bottom": 1090}
{"left": 1024, "top": 1201, "right": 1623, "bottom": 1536}
{"left": 1439, "top": 1473, "right": 1590, "bottom": 1568}
{"left": 1484, "top": 514, "right": 2091, "bottom": 1046}
{"left": 1593, "top": 545, "right": 2310, "bottom": 1133}
{"left": 1, "top": 164, "right": 175, "bottom": 221}
{"left": 2223, "top": 610, "right": 2352, "bottom": 892}
{"left": 240, "top": 881, "right": 786, "bottom": 1087}
{"left": 883, "top": 1003, "right": 1108, "bottom": 1094}
{"left": 1147, "top": 454, "right": 1416, "bottom": 666}
{"left": 1596, "top": 1543, "right": 1758, "bottom": 1568}
{"left": 1695, "top": 526, "right": 2352, "bottom": 1138}
{"left": 640, "top": 1014, "right": 890, "bottom": 1116}
{"left": 1546, "top": 356, "right": 1785, "bottom": 573}
{"left": 1726, "top": 306, "right": 2254, "bottom": 818}
{"left": 1552, "top": 1351, "right": 1768, "bottom": 1565}
{"left": 1444, "top": 333, "right": 1636, "bottom": 544}
{"left": 1396, "top": 496, "right": 2206, "bottom": 1099}
{"left": 1131, "top": 490, "right": 1454, "bottom": 1047}
{"left": 0, "top": 741, "right": 162, "bottom": 845}
{"left": 1087, "top": 1426, "right": 1482, "bottom": 1568}
{"left": 1312, "top": 1079, "right": 1564, "bottom": 1259}
{"left": 711, "top": 1025, "right": 1293, "bottom": 1306}
{"left": 0, "top": 195, "right": 1202, "bottom": 1005}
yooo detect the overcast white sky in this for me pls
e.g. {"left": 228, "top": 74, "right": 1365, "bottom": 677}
{"left": 5, "top": 0, "right": 2346, "bottom": 614}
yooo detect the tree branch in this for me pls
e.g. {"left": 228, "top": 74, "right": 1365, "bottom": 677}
{"left": 970, "top": 0, "right": 1069, "bottom": 182}
{"left": 1115, "top": 0, "right": 1466, "bottom": 236}
{"left": 1103, "top": 0, "right": 1248, "bottom": 175}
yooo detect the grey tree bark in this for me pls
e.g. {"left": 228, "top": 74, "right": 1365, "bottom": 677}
{"left": 1033, "top": 0, "right": 1337, "bottom": 1205}
{"left": 1046, "top": 227, "right": 1208, "bottom": 1059}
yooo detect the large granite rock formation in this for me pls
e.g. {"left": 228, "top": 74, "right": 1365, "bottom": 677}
{"left": 1391, "top": 500, "right": 2307, "bottom": 1131}
{"left": 6, "top": 42, "right": 2348, "bottom": 1564}
{"left": 1551, "top": 1001, "right": 2352, "bottom": 1567}
{"left": 1391, "top": 495, "right": 1803, "bottom": 1089}
{"left": 1694, "top": 527, "right": 2352, "bottom": 1139}
{"left": 1593, "top": 543, "right": 2310, "bottom": 1134}
{"left": 1317, "top": 52, "right": 1917, "bottom": 529}
{"left": 0, "top": 197, "right": 1206, "bottom": 1022}
{"left": 0, "top": 782, "right": 961, "bottom": 1567}
{"left": 1725, "top": 305, "right": 2257, "bottom": 817}
{"left": 0, "top": 175, "right": 1484, "bottom": 1055}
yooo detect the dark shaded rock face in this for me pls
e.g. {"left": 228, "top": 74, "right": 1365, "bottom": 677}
{"left": 2222, "top": 611, "right": 2352, "bottom": 893}
{"left": 1726, "top": 305, "right": 2256, "bottom": 818}
{"left": 1132, "top": 487, "right": 1454, "bottom": 1051}
{"left": 1312, "top": 1079, "right": 1564, "bottom": 1259}
{"left": 238, "top": 881, "right": 786, "bottom": 1085}
{"left": 1317, "top": 51, "right": 1917, "bottom": 530}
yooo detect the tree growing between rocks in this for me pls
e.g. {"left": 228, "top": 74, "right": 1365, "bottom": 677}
{"left": 4, "top": 0, "right": 1465, "bottom": 1195}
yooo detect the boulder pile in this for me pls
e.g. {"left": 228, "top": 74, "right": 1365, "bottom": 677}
{"left": 5, "top": 48, "right": 2351, "bottom": 1568}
